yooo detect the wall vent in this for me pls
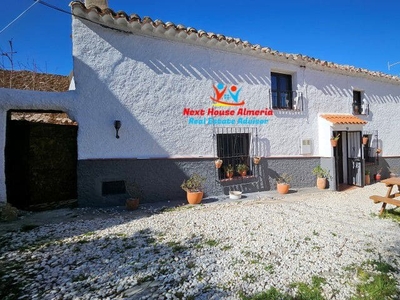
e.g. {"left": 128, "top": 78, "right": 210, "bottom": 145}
{"left": 102, "top": 180, "right": 126, "bottom": 196}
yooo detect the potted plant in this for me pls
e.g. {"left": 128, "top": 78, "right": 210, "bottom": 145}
{"left": 181, "top": 173, "right": 206, "bottom": 204}
{"left": 214, "top": 158, "right": 223, "bottom": 169}
{"left": 236, "top": 164, "right": 249, "bottom": 176}
{"left": 312, "top": 165, "right": 331, "bottom": 189}
{"left": 362, "top": 135, "right": 369, "bottom": 145}
{"left": 125, "top": 181, "right": 143, "bottom": 210}
{"left": 276, "top": 173, "right": 291, "bottom": 194}
{"left": 253, "top": 156, "right": 261, "bottom": 165}
{"left": 330, "top": 133, "right": 340, "bottom": 147}
{"left": 365, "top": 170, "right": 371, "bottom": 185}
{"left": 224, "top": 164, "right": 234, "bottom": 179}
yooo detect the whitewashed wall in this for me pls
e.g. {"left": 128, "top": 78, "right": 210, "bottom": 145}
{"left": 0, "top": 15, "right": 399, "bottom": 205}
{"left": 72, "top": 18, "right": 400, "bottom": 161}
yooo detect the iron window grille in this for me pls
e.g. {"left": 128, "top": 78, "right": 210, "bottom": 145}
{"left": 269, "top": 90, "right": 303, "bottom": 111}
{"left": 213, "top": 127, "right": 259, "bottom": 181}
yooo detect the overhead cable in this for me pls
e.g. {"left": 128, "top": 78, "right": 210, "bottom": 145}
{"left": 0, "top": 1, "right": 39, "bottom": 35}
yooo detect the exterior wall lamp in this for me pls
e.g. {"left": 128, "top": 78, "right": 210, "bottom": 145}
{"left": 114, "top": 120, "right": 121, "bottom": 139}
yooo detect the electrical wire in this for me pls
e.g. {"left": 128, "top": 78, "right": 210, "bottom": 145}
{"left": 0, "top": 1, "right": 39, "bottom": 35}
{"left": 1, "top": 0, "right": 133, "bottom": 37}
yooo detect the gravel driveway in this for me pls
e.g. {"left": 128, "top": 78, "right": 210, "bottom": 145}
{"left": 1, "top": 183, "right": 400, "bottom": 299}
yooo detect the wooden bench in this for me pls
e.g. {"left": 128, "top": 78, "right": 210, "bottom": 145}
{"left": 370, "top": 195, "right": 400, "bottom": 206}
{"left": 370, "top": 177, "right": 400, "bottom": 214}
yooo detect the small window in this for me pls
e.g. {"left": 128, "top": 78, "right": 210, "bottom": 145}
{"left": 216, "top": 132, "right": 250, "bottom": 180}
{"left": 353, "top": 90, "right": 362, "bottom": 115}
{"left": 271, "top": 72, "right": 293, "bottom": 109}
{"left": 102, "top": 180, "right": 126, "bottom": 196}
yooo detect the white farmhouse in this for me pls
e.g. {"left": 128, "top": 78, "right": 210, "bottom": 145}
{"left": 0, "top": 0, "right": 399, "bottom": 209}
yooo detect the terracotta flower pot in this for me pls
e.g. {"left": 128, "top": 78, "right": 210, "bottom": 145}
{"left": 362, "top": 137, "right": 368, "bottom": 145}
{"left": 126, "top": 198, "right": 139, "bottom": 210}
{"left": 365, "top": 174, "right": 370, "bottom": 185}
{"left": 330, "top": 139, "right": 338, "bottom": 147}
{"left": 253, "top": 156, "right": 261, "bottom": 165}
{"left": 240, "top": 170, "right": 247, "bottom": 177}
{"left": 226, "top": 171, "right": 234, "bottom": 179}
{"left": 215, "top": 159, "right": 223, "bottom": 169}
{"left": 277, "top": 183, "right": 290, "bottom": 194}
{"left": 317, "top": 177, "right": 327, "bottom": 189}
{"left": 186, "top": 191, "right": 203, "bottom": 204}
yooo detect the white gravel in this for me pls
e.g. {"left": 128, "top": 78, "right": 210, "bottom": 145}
{"left": 1, "top": 183, "right": 400, "bottom": 299}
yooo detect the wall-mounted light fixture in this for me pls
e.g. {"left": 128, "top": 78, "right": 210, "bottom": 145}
{"left": 114, "top": 120, "right": 121, "bottom": 139}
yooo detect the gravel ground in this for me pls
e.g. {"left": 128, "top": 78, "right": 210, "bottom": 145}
{"left": 1, "top": 183, "right": 400, "bottom": 299}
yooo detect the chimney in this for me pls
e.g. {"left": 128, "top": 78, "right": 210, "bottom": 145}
{"left": 85, "top": 0, "right": 108, "bottom": 9}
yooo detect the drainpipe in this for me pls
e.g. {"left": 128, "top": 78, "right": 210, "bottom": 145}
{"left": 84, "top": 0, "right": 108, "bottom": 9}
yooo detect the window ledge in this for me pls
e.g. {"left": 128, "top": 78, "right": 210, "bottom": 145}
{"left": 218, "top": 175, "right": 258, "bottom": 185}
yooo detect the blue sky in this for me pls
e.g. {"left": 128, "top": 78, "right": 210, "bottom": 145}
{"left": 1, "top": 0, "right": 400, "bottom": 76}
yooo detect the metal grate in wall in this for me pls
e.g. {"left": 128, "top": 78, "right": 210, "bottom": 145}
{"left": 213, "top": 127, "right": 259, "bottom": 182}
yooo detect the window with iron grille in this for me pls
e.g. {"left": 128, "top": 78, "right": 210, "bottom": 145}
{"left": 271, "top": 72, "right": 293, "bottom": 109}
{"left": 214, "top": 127, "right": 257, "bottom": 180}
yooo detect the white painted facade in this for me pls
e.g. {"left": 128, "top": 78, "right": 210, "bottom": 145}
{"left": 70, "top": 8, "right": 400, "bottom": 160}
{"left": 0, "top": 1, "right": 399, "bottom": 205}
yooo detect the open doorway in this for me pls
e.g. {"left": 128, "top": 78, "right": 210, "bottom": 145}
{"left": 334, "top": 131, "right": 364, "bottom": 190}
{"left": 5, "top": 110, "right": 78, "bottom": 211}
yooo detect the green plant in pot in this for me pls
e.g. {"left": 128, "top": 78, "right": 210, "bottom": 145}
{"left": 125, "top": 181, "right": 143, "bottom": 210}
{"left": 224, "top": 164, "right": 234, "bottom": 179}
{"left": 181, "top": 173, "right": 206, "bottom": 204}
{"left": 276, "top": 173, "right": 291, "bottom": 194}
{"left": 312, "top": 165, "right": 331, "bottom": 189}
{"left": 236, "top": 164, "right": 249, "bottom": 176}
{"left": 330, "top": 133, "right": 340, "bottom": 147}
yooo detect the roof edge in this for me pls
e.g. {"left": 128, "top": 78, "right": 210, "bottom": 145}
{"left": 70, "top": 1, "right": 400, "bottom": 84}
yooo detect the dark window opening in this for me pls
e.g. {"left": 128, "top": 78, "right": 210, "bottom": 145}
{"left": 271, "top": 72, "right": 293, "bottom": 109}
{"left": 216, "top": 133, "right": 250, "bottom": 180}
{"left": 102, "top": 180, "right": 126, "bottom": 196}
{"left": 353, "top": 90, "right": 362, "bottom": 115}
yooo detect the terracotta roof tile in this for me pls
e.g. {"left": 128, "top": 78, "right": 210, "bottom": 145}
{"left": 70, "top": 1, "right": 400, "bottom": 83}
{"left": 320, "top": 114, "right": 367, "bottom": 125}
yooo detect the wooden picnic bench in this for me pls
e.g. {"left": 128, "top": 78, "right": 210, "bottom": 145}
{"left": 370, "top": 177, "right": 400, "bottom": 215}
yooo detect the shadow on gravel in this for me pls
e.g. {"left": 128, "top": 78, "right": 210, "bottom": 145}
{"left": 0, "top": 199, "right": 189, "bottom": 241}
{"left": 1, "top": 226, "right": 231, "bottom": 299}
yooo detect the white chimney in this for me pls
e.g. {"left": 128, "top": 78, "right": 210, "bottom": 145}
{"left": 85, "top": 0, "right": 108, "bottom": 9}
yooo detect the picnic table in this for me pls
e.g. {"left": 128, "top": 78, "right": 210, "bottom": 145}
{"left": 370, "top": 177, "right": 400, "bottom": 215}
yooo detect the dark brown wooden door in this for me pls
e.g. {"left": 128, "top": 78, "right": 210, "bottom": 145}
{"left": 5, "top": 117, "right": 78, "bottom": 211}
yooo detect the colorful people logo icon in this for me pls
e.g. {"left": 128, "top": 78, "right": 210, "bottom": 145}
{"left": 210, "top": 83, "right": 245, "bottom": 106}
